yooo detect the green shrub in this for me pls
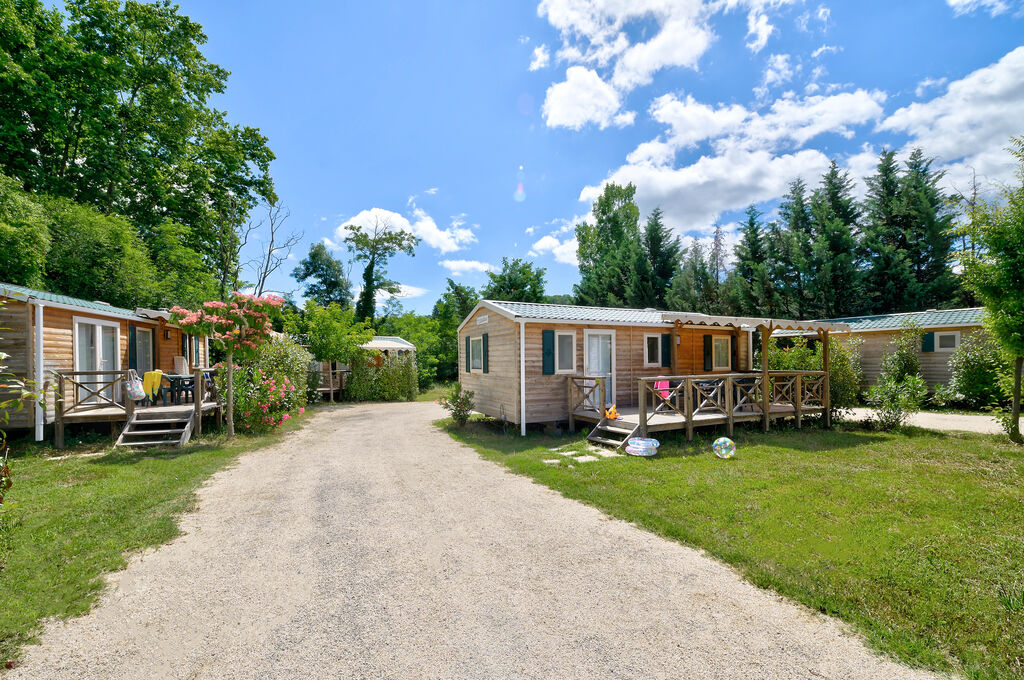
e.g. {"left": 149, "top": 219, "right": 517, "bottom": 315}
{"left": 768, "top": 335, "right": 863, "bottom": 421}
{"left": 215, "top": 336, "right": 312, "bottom": 433}
{"left": 948, "top": 331, "right": 1010, "bottom": 409}
{"left": 867, "top": 375, "right": 927, "bottom": 430}
{"left": 345, "top": 352, "right": 417, "bottom": 402}
{"left": 438, "top": 383, "right": 475, "bottom": 427}
{"left": 928, "top": 383, "right": 960, "bottom": 408}
{"left": 880, "top": 321, "right": 923, "bottom": 383}
{"left": 305, "top": 360, "right": 322, "bottom": 403}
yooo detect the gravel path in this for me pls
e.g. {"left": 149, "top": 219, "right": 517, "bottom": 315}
{"left": 849, "top": 407, "right": 1003, "bottom": 434}
{"left": 9, "top": 402, "right": 942, "bottom": 680}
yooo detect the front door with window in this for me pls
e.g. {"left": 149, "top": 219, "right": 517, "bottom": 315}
{"left": 584, "top": 330, "right": 615, "bottom": 407}
{"left": 74, "top": 319, "right": 120, "bottom": 404}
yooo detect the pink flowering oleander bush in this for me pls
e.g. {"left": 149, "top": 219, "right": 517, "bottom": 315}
{"left": 214, "top": 336, "right": 312, "bottom": 433}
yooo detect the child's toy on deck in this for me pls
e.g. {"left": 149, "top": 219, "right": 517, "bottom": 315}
{"left": 604, "top": 404, "right": 620, "bottom": 420}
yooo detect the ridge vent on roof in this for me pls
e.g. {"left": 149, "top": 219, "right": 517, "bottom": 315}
{"left": 93, "top": 300, "right": 112, "bottom": 306}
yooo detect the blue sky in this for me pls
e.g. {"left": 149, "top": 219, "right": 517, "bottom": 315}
{"left": 173, "top": 0, "right": 1023, "bottom": 312}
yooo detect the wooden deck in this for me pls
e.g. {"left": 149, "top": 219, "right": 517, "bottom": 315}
{"left": 571, "top": 402, "right": 824, "bottom": 432}
{"left": 60, "top": 400, "right": 219, "bottom": 423}
{"left": 567, "top": 371, "right": 829, "bottom": 444}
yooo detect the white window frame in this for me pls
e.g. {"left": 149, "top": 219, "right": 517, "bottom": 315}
{"left": 72, "top": 316, "right": 123, "bottom": 402}
{"left": 712, "top": 335, "right": 732, "bottom": 372}
{"left": 554, "top": 331, "right": 576, "bottom": 374}
{"left": 935, "top": 330, "right": 960, "bottom": 353}
{"left": 643, "top": 333, "right": 662, "bottom": 368}
{"left": 469, "top": 336, "right": 484, "bottom": 372}
{"left": 135, "top": 326, "right": 154, "bottom": 374}
{"left": 583, "top": 328, "right": 616, "bottom": 407}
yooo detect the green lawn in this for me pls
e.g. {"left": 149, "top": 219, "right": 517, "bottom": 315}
{"left": 443, "top": 417, "right": 1024, "bottom": 680}
{"left": 0, "top": 420, "right": 302, "bottom": 666}
{"left": 415, "top": 381, "right": 454, "bottom": 402}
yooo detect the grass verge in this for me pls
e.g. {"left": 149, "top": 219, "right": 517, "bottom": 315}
{"left": 0, "top": 416, "right": 306, "bottom": 667}
{"left": 442, "top": 416, "right": 1024, "bottom": 680}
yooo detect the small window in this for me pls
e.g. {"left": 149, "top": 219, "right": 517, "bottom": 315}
{"left": 936, "top": 331, "right": 960, "bottom": 352}
{"left": 644, "top": 334, "right": 661, "bottom": 367}
{"left": 555, "top": 331, "right": 575, "bottom": 373}
{"left": 713, "top": 336, "right": 731, "bottom": 371}
{"left": 470, "top": 336, "right": 483, "bottom": 371}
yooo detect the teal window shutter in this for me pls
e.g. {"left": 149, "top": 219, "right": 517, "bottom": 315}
{"left": 128, "top": 325, "right": 137, "bottom": 371}
{"left": 731, "top": 335, "right": 738, "bottom": 371}
{"left": 703, "top": 334, "right": 713, "bottom": 371}
{"left": 482, "top": 333, "right": 489, "bottom": 374}
{"left": 922, "top": 332, "right": 935, "bottom": 353}
{"left": 542, "top": 329, "right": 555, "bottom": 375}
{"left": 660, "top": 333, "right": 671, "bottom": 368}
{"left": 465, "top": 336, "right": 471, "bottom": 372}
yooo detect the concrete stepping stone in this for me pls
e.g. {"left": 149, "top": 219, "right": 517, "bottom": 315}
{"left": 574, "top": 455, "right": 600, "bottom": 463}
{"left": 542, "top": 458, "right": 561, "bottom": 465}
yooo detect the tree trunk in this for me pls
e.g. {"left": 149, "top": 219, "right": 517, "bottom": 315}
{"left": 226, "top": 348, "right": 235, "bottom": 438}
{"left": 1011, "top": 355, "right": 1023, "bottom": 445}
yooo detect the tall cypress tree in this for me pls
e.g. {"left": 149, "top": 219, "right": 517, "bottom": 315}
{"left": 808, "top": 161, "right": 863, "bottom": 318}
{"left": 574, "top": 182, "right": 641, "bottom": 307}
{"left": 862, "top": 150, "right": 918, "bottom": 312}
{"left": 777, "top": 178, "right": 814, "bottom": 318}
{"left": 733, "top": 205, "right": 768, "bottom": 315}
{"left": 642, "top": 207, "right": 681, "bottom": 307}
{"left": 899, "top": 149, "right": 957, "bottom": 308}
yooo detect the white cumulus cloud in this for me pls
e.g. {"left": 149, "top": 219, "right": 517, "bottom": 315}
{"left": 880, "top": 45, "right": 1024, "bottom": 188}
{"left": 542, "top": 66, "right": 635, "bottom": 130}
{"left": 327, "top": 205, "right": 476, "bottom": 255}
{"left": 529, "top": 234, "right": 579, "bottom": 265}
{"left": 529, "top": 44, "right": 551, "bottom": 71}
{"left": 439, "top": 259, "right": 496, "bottom": 276}
{"left": 946, "top": 0, "right": 1018, "bottom": 15}
{"left": 745, "top": 11, "right": 774, "bottom": 53}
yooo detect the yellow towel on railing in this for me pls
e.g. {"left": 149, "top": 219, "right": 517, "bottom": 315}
{"left": 142, "top": 370, "right": 163, "bottom": 400}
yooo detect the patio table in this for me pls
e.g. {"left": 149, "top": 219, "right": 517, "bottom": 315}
{"left": 164, "top": 374, "right": 195, "bottom": 405}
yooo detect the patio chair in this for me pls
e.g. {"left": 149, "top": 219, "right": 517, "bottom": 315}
{"left": 173, "top": 355, "right": 189, "bottom": 375}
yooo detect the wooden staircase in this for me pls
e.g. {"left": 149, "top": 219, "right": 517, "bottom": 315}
{"left": 115, "top": 410, "right": 194, "bottom": 448}
{"left": 586, "top": 417, "right": 638, "bottom": 450}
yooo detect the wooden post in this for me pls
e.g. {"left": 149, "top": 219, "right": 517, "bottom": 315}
{"left": 794, "top": 374, "right": 802, "bottom": 429}
{"left": 821, "top": 329, "right": 832, "bottom": 429}
{"left": 55, "top": 374, "right": 65, "bottom": 450}
{"left": 193, "top": 366, "right": 203, "bottom": 438}
{"left": 761, "top": 325, "right": 772, "bottom": 433}
{"left": 638, "top": 379, "right": 648, "bottom": 437}
{"left": 725, "top": 376, "right": 734, "bottom": 437}
{"left": 685, "top": 377, "right": 694, "bottom": 441}
{"left": 567, "top": 378, "right": 576, "bottom": 431}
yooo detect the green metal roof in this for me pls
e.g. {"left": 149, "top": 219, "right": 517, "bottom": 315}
{"left": 820, "top": 307, "right": 984, "bottom": 332}
{"left": 0, "top": 282, "right": 138, "bottom": 318}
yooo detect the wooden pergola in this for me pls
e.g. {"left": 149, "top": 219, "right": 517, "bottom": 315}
{"left": 660, "top": 313, "right": 850, "bottom": 431}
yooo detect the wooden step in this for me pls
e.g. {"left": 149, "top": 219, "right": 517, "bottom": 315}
{"left": 588, "top": 436, "right": 630, "bottom": 447}
{"left": 598, "top": 423, "right": 634, "bottom": 435}
{"left": 121, "top": 439, "right": 179, "bottom": 448}
{"left": 122, "top": 428, "right": 186, "bottom": 436}
{"left": 129, "top": 417, "right": 191, "bottom": 425}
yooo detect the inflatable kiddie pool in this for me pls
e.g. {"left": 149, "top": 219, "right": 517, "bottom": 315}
{"left": 625, "top": 437, "right": 660, "bottom": 457}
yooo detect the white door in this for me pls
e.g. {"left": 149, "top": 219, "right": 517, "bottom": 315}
{"left": 584, "top": 330, "right": 615, "bottom": 407}
{"left": 74, "top": 319, "right": 120, "bottom": 404}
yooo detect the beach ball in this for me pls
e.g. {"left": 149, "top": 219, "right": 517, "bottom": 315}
{"left": 713, "top": 437, "right": 736, "bottom": 459}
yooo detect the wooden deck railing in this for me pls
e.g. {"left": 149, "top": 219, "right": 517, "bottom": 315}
{"left": 566, "top": 375, "right": 606, "bottom": 430}
{"left": 636, "top": 370, "right": 828, "bottom": 438}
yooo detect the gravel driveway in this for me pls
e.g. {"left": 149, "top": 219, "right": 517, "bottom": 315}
{"left": 9, "top": 402, "right": 941, "bottom": 680}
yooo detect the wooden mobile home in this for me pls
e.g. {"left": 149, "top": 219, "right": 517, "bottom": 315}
{"left": 1, "top": 283, "right": 212, "bottom": 444}
{"left": 457, "top": 300, "right": 848, "bottom": 446}
{"left": 816, "top": 308, "right": 985, "bottom": 388}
